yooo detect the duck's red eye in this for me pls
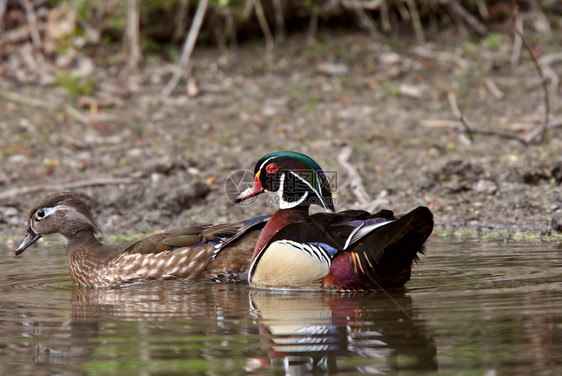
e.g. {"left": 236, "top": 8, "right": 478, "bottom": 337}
{"left": 266, "top": 163, "right": 278, "bottom": 174}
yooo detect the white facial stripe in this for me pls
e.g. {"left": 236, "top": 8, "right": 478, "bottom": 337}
{"left": 289, "top": 170, "right": 329, "bottom": 210}
{"left": 276, "top": 173, "right": 286, "bottom": 204}
{"left": 258, "top": 156, "right": 276, "bottom": 173}
{"left": 279, "top": 191, "right": 308, "bottom": 209}
{"left": 277, "top": 173, "right": 309, "bottom": 209}
{"left": 42, "top": 207, "right": 58, "bottom": 217}
{"left": 29, "top": 219, "right": 39, "bottom": 234}
{"left": 315, "top": 174, "right": 325, "bottom": 203}
{"left": 276, "top": 173, "right": 285, "bottom": 195}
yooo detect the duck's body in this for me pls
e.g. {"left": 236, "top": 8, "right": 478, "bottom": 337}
{"left": 16, "top": 192, "right": 268, "bottom": 287}
{"left": 236, "top": 151, "right": 433, "bottom": 291}
{"left": 249, "top": 207, "right": 432, "bottom": 290}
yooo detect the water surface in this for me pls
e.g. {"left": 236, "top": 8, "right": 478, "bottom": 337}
{"left": 1, "top": 238, "right": 560, "bottom": 375}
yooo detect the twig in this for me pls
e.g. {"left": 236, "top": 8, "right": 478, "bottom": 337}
{"left": 457, "top": 120, "right": 562, "bottom": 146}
{"left": 523, "top": 119, "right": 562, "bottom": 144}
{"left": 528, "top": 0, "right": 551, "bottom": 37}
{"left": 342, "top": 0, "right": 383, "bottom": 10}
{"left": 0, "top": 24, "right": 36, "bottom": 46}
{"left": 379, "top": 0, "right": 391, "bottom": 32}
{"left": 421, "top": 118, "right": 562, "bottom": 146}
{"left": 1, "top": 91, "right": 107, "bottom": 124}
{"left": 447, "top": 91, "right": 474, "bottom": 142}
{"left": 337, "top": 146, "right": 371, "bottom": 205}
{"left": 542, "top": 65, "right": 559, "bottom": 95}
{"left": 19, "top": 0, "right": 41, "bottom": 48}
{"left": 64, "top": 104, "right": 92, "bottom": 125}
{"left": 253, "top": 0, "right": 274, "bottom": 69}
{"left": 126, "top": 0, "right": 142, "bottom": 72}
{"left": 442, "top": 0, "right": 487, "bottom": 35}
{"left": 475, "top": 0, "right": 489, "bottom": 20}
{"left": 513, "top": 5, "right": 550, "bottom": 143}
{"left": 337, "top": 147, "right": 390, "bottom": 211}
{"left": 0, "top": 91, "right": 52, "bottom": 109}
{"left": 0, "top": 178, "right": 140, "bottom": 201}
{"left": 223, "top": 6, "right": 237, "bottom": 52}
{"left": 483, "top": 77, "right": 504, "bottom": 100}
{"left": 411, "top": 46, "right": 469, "bottom": 69}
{"left": 16, "top": 0, "right": 51, "bottom": 82}
{"left": 405, "top": 0, "right": 425, "bottom": 44}
{"left": 306, "top": 6, "right": 318, "bottom": 45}
{"left": 346, "top": 0, "right": 379, "bottom": 37}
{"left": 440, "top": 5, "right": 553, "bottom": 146}
{"left": 395, "top": 0, "right": 410, "bottom": 22}
{"left": 0, "top": 91, "right": 95, "bottom": 124}
{"left": 272, "top": 0, "right": 286, "bottom": 42}
{"left": 0, "top": 0, "right": 7, "bottom": 31}
{"left": 510, "top": 13, "right": 523, "bottom": 69}
{"left": 444, "top": 3, "right": 468, "bottom": 38}
{"left": 538, "top": 52, "right": 562, "bottom": 66}
{"left": 161, "top": 0, "right": 208, "bottom": 97}
{"left": 240, "top": 0, "right": 253, "bottom": 20}
{"left": 457, "top": 128, "right": 529, "bottom": 145}
{"left": 172, "top": 0, "right": 189, "bottom": 43}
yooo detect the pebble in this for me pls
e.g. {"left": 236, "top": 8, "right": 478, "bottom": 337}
{"left": 473, "top": 179, "right": 498, "bottom": 195}
{"left": 316, "top": 63, "right": 349, "bottom": 76}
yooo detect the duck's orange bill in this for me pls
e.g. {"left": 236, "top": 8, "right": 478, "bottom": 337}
{"left": 235, "top": 171, "right": 264, "bottom": 202}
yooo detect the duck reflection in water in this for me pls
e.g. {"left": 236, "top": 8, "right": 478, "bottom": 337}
{"left": 248, "top": 290, "right": 437, "bottom": 374}
{"left": 62, "top": 285, "right": 436, "bottom": 374}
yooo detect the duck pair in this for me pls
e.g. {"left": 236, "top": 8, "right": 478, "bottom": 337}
{"left": 15, "top": 151, "right": 433, "bottom": 290}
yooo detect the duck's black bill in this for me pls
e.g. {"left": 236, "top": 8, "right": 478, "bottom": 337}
{"left": 15, "top": 228, "right": 41, "bottom": 256}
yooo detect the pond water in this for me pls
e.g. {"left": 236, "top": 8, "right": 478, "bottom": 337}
{"left": 0, "top": 238, "right": 560, "bottom": 375}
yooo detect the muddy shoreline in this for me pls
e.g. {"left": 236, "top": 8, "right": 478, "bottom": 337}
{"left": 1, "top": 28, "right": 561, "bottom": 244}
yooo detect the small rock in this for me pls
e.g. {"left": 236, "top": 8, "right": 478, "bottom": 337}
{"left": 187, "top": 78, "right": 200, "bottom": 98}
{"left": 55, "top": 48, "right": 77, "bottom": 68}
{"left": 7, "top": 155, "right": 28, "bottom": 164}
{"left": 387, "top": 66, "right": 401, "bottom": 79}
{"left": 72, "top": 57, "right": 95, "bottom": 77}
{"left": 187, "top": 167, "right": 200, "bottom": 176}
{"left": 380, "top": 52, "right": 401, "bottom": 65}
{"left": 398, "top": 83, "right": 426, "bottom": 98}
{"left": 126, "top": 148, "right": 144, "bottom": 159}
{"left": 316, "top": 63, "right": 349, "bottom": 76}
{"left": 473, "top": 179, "right": 497, "bottom": 195}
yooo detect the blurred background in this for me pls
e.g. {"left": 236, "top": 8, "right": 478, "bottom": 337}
{"left": 1, "top": 0, "right": 561, "bottom": 241}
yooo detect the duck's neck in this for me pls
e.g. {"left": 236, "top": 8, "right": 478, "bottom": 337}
{"left": 251, "top": 205, "right": 310, "bottom": 261}
{"left": 65, "top": 230, "right": 105, "bottom": 259}
{"left": 66, "top": 231, "right": 113, "bottom": 286}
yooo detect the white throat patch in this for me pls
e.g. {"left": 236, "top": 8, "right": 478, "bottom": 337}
{"left": 276, "top": 173, "right": 309, "bottom": 209}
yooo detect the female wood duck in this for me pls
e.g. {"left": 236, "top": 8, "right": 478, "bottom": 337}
{"left": 235, "top": 151, "right": 433, "bottom": 291}
{"left": 15, "top": 192, "right": 269, "bottom": 288}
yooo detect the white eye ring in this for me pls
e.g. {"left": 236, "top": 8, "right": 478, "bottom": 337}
{"left": 35, "top": 207, "right": 57, "bottom": 221}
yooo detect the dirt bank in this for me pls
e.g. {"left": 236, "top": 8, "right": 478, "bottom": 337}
{"left": 1, "top": 27, "right": 561, "bottom": 244}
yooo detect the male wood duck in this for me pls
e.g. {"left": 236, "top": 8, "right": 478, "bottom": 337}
{"left": 15, "top": 192, "right": 269, "bottom": 288}
{"left": 235, "top": 151, "right": 433, "bottom": 291}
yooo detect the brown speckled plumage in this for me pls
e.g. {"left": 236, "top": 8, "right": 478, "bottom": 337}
{"left": 15, "top": 192, "right": 267, "bottom": 288}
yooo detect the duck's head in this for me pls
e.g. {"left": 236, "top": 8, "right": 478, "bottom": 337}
{"left": 236, "top": 151, "right": 335, "bottom": 211}
{"left": 15, "top": 192, "right": 102, "bottom": 255}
